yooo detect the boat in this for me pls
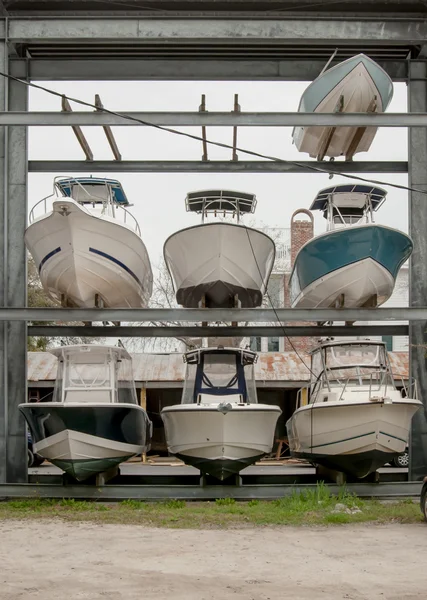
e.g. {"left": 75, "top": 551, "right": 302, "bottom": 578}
{"left": 163, "top": 190, "right": 276, "bottom": 308}
{"left": 292, "top": 53, "right": 394, "bottom": 160}
{"left": 19, "top": 345, "right": 152, "bottom": 481}
{"left": 288, "top": 184, "right": 413, "bottom": 310}
{"left": 25, "top": 177, "right": 153, "bottom": 308}
{"left": 286, "top": 339, "right": 422, "bottom": 479}
{"left": 161, "top": 347, "right": 281, "bottom": 480}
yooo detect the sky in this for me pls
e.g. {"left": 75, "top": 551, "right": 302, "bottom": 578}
{"left": 28, "top": 79, "right": 409, "bottom": 269}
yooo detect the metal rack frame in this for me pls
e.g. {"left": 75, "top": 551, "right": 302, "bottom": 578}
{"left": 1, "top": 7, "right": 427, "bottom": 488}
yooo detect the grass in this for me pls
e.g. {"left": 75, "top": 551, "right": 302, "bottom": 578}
{"left": 0, "top": 484, "right": 423, "bottom": 529}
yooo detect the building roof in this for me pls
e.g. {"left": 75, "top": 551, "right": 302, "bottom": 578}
{"left": 27, "top": 350, "right": 409, "bottom": 385}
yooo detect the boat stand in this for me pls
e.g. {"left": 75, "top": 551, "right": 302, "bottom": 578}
{"left": 316, "top": 464, "right": 380, "bottom": 486}
{"left": 316, "top": 95, "right": 344, "bottom": 161}
{"left": 95, "top": 466, "right": 120, "bottom": 486}
{"left": 199, "top": 473, "right": 243, "bottom": 487}
{"left": 345, "top": 96, "right": 378, "bottom": 161}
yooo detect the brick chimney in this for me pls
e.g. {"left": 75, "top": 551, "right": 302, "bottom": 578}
{"left": 283, "top": 208, "right": 316, "bottom": 353}
{"left": 290, "top": 208, "right": 314, "bottom": 265}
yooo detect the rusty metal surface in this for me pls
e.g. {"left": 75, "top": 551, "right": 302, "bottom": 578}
{"left": 27, "top": 350, "right": 409, "bottom": 384}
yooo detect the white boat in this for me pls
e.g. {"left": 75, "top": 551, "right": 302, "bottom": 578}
{"left": 164, "top": 190, "right": 275, "bottom": 308}
{"left": 292, "top": 54, "right": 394, "bottom": 160}
{"left": 19, "top": 345, "right": 152, "bottom": 481}
{"left": 286, "top": 340, "right": 421, "bottom": 479}
{"left": 25, "top": 177, "right": 153, "bottom": 308}
{"left": 161, "top": 348, "right": 281, "bottom": 480}
{"left": 289, "top": 184, "right": 413, "bottom": 310}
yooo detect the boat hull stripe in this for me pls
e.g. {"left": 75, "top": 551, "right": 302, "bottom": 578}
{"left": 311, "top": 431, "right": 376, "bottom": 449}
{"left": 89, "top": 247, "right": 142, "bottom": 288}
{"left": 379, "top": 431, "right": 407, "bottom": 444}
{"left": 38, "top": 246, "right": 61, "bottom": 272}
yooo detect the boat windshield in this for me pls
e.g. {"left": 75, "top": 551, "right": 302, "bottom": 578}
{"left": 182, "top": 351, "right": 257, "bottom": 403}
{"left": 53, "top": 350, "right": 138, "bottom": 405}
{"left": 311, "top": 343, "right": 393, "bottom": 392}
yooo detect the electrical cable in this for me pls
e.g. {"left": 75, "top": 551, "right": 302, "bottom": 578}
{"left": 0, "top": 70, "right": 424, "bottom": 196}
{"left": 243, "top": 225, "right": 316, "bottom": 378}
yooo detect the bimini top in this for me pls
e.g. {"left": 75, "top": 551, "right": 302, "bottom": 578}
{"left": 310, "top": 184, "right": 387, "bottom": 212}
{"left": 311, "top": 338, "right": 387, "bottom": 354}
{"left": 184, "top": 347, "right": 258, "bottom": 366}
{"left": 186, "top": 189, "right": 257, "bottom": 215}
{"left": 56, "top": 177, "right": 129, "bottom": 206}
{"left": 49, "top": 344, "right": 132, "bottom": 361}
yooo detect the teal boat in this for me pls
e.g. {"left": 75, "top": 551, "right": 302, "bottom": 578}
{"left": 289, "top": 184, "right": 413, "bottom": 310}
{"left": 292, "top": 54, "right": 394, "bottom": 160}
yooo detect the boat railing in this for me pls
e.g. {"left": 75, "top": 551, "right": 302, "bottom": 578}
{"left": 393, "top": 374, "right": 418, "bottom": 400}
{"left": 28, "top": 191, "right": 141, "bottom": 236}
{"left": 312, "top": 368, "right": 391, "bottom": 402}
{"left": 29, "top": 193, "right": 54, "bottom": 224}
{"left": 113, "top": 204, "right": 141, "bottom": 235}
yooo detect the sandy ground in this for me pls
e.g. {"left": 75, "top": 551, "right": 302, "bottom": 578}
{"left": 0, "top": 520, "right": 426, "bottom": 600}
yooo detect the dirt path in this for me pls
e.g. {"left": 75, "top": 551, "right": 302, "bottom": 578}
{"left": 0, "top": 520, "right": 426, "bottom": 600}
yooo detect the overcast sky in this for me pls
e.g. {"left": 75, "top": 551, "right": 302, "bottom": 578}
{"left": 28, "top": 80, "right": 408, "bottom": 267}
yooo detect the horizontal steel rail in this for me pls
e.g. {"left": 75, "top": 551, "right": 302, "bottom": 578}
{"left": 10, "top": 58, "right": 409, "bottom": 83}
{"left": 28, "top": 160, "right": 408, "bottom": 174}
{"left": 6, "top": 17, "right": 427, "bottom": 45}
{"left": 28, "top": 324, "right": 409, "bottom": 337}
{"left": 0, "top": 482, "right": 422, "bottom": 501}
{"left": 2, "top": 307, "right": 424, "bottom": 322}
{"left": 3, "top": 112, "right": 427, "bottom": 127}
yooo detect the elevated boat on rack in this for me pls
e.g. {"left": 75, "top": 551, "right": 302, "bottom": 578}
{"left": 292, "top": 53, "right": 394, "bottom": 160}
{"left": 286, "top": 340, "right": 421, "bottom": 479}
{"left": 19, "top": 345, "right": 152, "bottom": 481}
{"left": 288, "top": 184, "right": 413, "bottom": 310}
{"left": 161, "top": 348, "right": 281, "bottom": 480}
{"left": 25, "top": 177, "right": 153, "bottom": 308}
{"left": 163, "top": 190, "right": 275, "bottom": 308}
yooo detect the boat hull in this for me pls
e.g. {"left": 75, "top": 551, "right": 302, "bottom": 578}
{"left": 164, "top": 222, "right": 275, "bottom": 308}
{"left": 293, "top": 55, "right": 393, "bottom": 159}
{"left": 286, "top": 400, "right": 420, "bottom": 478}
{"left": 25, "top": 199, "right": 153, "bottom": 308}
{"left": 289, "top": 225, "right": 412, "bottom": 309}
{"left": 161, "top": 404, "right": 281, "bottom": 480}
{"left": 19, "top": 403, "right": 151, "bottom": 481}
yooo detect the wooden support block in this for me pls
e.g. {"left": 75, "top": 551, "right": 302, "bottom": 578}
{"left": 140, "top": 387, "right": 147, "bottom": 410}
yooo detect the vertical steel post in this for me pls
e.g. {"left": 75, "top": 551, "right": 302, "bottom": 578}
{"left": 408, "top": 61, "right": 427, "bottom": 481}
{"left": 0, "top": 40, "right": 6, "bottom": 483}
{"left": 4, "top": 67, "right": 28, "bottom": 482}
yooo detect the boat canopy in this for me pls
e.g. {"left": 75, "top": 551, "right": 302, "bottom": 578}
{"left": 185, "top": 189, "right": 256, "bottom": 219}
{"left": 309, "top": 340, "right": 394, "bottom": 396}
{"left": 50, "top": 345, "right": 138, "bottom": 405}
{"left": 56, "top": 177, "right": 130, "bottom": 206}
{"left": 182, "top": 347, "right": 258, "bottom": 404}
{"left": 310, "top": 184, "right": 387, "bottom": 214}
{"left": 184, "top": 347, "right": 257, "bottom": 366}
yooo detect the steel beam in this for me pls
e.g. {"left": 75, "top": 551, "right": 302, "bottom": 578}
{"left": 9, "top": 58, "right": 409, "bottom": 83}
{"left": 5, "top": 75, "right": 27, "bottom": 484}
{"left": 2, "top": 112, "right": 427, "bottom": 127}
{"left": 28, "top": 325, "right": 409, "bottom": 337}
{"left": 0, "top": 40, "right": 6, "bottom": 485}
{"left": 0, "top": 481, "right": 422, "bottom": 501}
{"left": 0, "top": 307, "right": 423, "bottom": 322}
{"left": 7, "top": 18, "right": 427, "bottom": 44}
{"left": 28, "top": 160, "right": 408, "bottom": 174}
{"left": 408, "top": 62, "right": 427, "bottom": 482}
